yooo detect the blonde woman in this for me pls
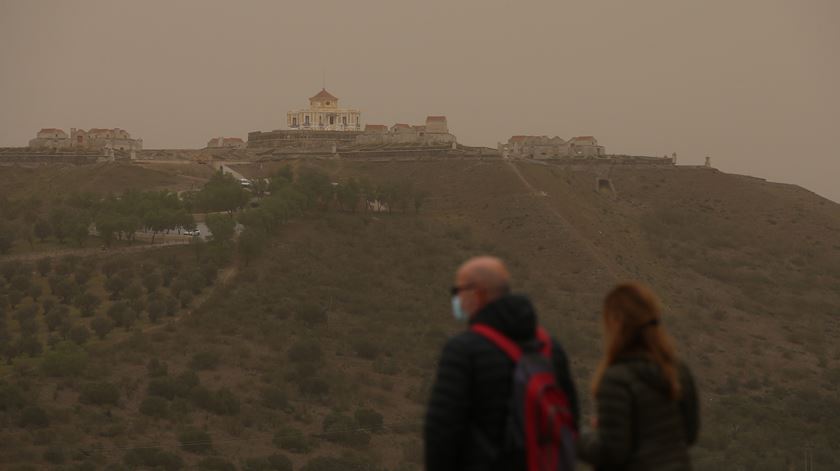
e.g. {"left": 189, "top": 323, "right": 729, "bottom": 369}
{"left": 578, "top": 283, "right": 699, "bottom": 470}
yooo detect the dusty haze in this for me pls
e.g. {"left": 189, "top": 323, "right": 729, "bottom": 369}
{"left": 1, "top": 1, "right": 838, "bottom": 200}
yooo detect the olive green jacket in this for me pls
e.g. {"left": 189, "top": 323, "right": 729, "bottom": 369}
{"left": 578, "top": 354, "right": 699, "bottom": 471}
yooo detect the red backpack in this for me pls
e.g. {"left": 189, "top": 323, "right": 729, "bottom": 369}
{"left": 471, "top": 324, "right": 576, "bottom": 471}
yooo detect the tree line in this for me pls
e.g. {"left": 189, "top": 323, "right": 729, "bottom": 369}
{"left": 234, "top": 166, "right": 428, "bottom": 265}
{"left": 0, "top": 190, "right": 196, "bottom": 253}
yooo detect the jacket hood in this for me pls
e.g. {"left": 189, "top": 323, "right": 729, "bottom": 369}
{"left": 469, "top": 293, "right": 538, "bottom": 341}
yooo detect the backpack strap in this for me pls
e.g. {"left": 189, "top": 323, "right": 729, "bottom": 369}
{"left": 536, "top": 327, "right": 552, "bottom": 357}
{"left": 470, "top": 324, "right": 522, "bottom": 361}
{"left": 471, "top": 324, "right": 554, "bottom": 360}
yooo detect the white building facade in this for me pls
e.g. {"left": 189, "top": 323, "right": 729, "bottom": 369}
{"left": 286, "top": 89, "right": 361, "bottom": 131}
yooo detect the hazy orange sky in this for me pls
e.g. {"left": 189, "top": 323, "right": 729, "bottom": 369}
{"left": 1, "top": 1, "right": 838, "bottom": 200}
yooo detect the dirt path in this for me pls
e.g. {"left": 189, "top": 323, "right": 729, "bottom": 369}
{"left": 504, "top": 158, "right": 625, "bottom": 281}
{"left": 220, "top": 164, "right": 247, "bottom": 181}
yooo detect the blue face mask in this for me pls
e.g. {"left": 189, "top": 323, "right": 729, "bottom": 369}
{"left": 451, "top": 296, "right": 469, "bottom": 322}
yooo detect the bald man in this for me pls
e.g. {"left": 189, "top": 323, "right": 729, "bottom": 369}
{"left": 424, "top": 256, "right": 579, "bottom": 471}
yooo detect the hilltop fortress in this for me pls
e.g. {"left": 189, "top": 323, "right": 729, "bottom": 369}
{"left": 248, "top": 88, "right": 457, "bottom": 152}
{"left": 8, "top": 87, "right": 673, "bottom": 166}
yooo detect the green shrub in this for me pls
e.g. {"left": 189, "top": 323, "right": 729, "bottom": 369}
{"left": 266, "top": 454, "right": 294, "bottom": 471}
{"left": 142, "top": 270, "right": 163, "bottom": 293}
{"left": 170, "top": 278, "right": 188, "bottom": 297}
{"left": 40, "top": 296, "right": 58, "bottom": 314}
{"left": 148, "top": 372, "right": 198, "bottom": 400}
{"left": 43, "top": 445, "right": 65, "bottom": 464}
{"left": 80, "top": 382, "right": 120, "bottom": 406}
{"left": 355, "top": 408, "right": 384, "bottom": 432}
{"left": 295, "top": 303, "right": 327, "bottom": 327}
{"left": 188, "top": 271, "right": 207, "bottom": 294}
{"left": 179, "top": 428, "right": 212, "bottom": 454}
{"left": 68, "top": 324, "right": 91, "bottom": 345}
{"left": 36, "top": 258, "right": 51, "bottom": 276}
{"left": 18, "top": 405, "right": 49, "bottom": 428}
{"left": 44, "top": 305, "right": 70, "bottom": 333}
{"left": 191, "top": 386, "right": 240, "bottom": 415}
{"left": 244, "top": 453, "right": 293, "bottom": 471}
{"left": 16, "top": 335, "right": 43, "bottom": 357}
{"left": 178, "top": 290, "right": 194, "bottom": 308}
{"left": 353, "top": 339, "right": 380, "bottom": 360}
{"left": 260, "top": 386, "right": 289, "bottom": 410}
{"left": 41, "top": 341, "right": 88, "bottom": 377}
{"left": 300, "top": 455, "right": 373, "bottom": 471}
{"left": 372, "top": 358, "right": 400, "bottom": 375}
{"left": 147, "top": 299, "right": 167, "bottom": 323}
{"left": 147, "top": 358, "right": 169, "bottom": 377}
{"left": 148, "top": 377, "right": 178, "bottom": 399}
{"left": 287, "top": 340, "right": 322, "bottom": 363}
{"left": 197, "top": 457, "right": 236, "bottom": 471}
{"left": 825, "top": 367, "right": 840, "bottom": 387}
{"left": 190, "top": 351, "right": 221, "bottom": 371}
{"left": 322, "top": 412, "right": 371, "bottom": 448}
{"left": 273, "top": 425, "right": 310, "bottom": 453}
{"left": 107, "top": 300, "right": 137, "bottom": 329}
{"left": 123, "top": 447, "right": 183, "bottom": 470}
{"left": 91, "top": 316, "right": 115, "bottom": 340}
{"left": 27, "top": 284, "right": 42, "bottom": 301}
{"left": 209, "top": 387, "right": 241, "bottom": 415}
{"left": 0, "top": 381, "right": 26, "bottom": 411}
{"left": 139, "top": 396, "right": 169, "bottom": 418}
{"left": 298, "top": 377, "right": 329, "bottom": 398}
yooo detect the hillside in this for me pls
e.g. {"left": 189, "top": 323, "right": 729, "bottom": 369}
{"left": 0, "top": 162, "right": 213, "bottom": 200}
{"left": 1, "top": 159, "right": 839, "bottom": 470}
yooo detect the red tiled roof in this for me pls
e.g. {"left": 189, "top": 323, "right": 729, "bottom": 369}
{"left": 365, "top": 124, "right": 388, "bottom": 131}
{"left": 224, "top": 137, "right": 244, "bottom": 142}
{"left": 571, "top": 136, "right": 595, "bottom": 141}
{"left": 509, "top": 135, "right": 535, "bottom": 142}
{"left": 39, "top": 128, "right": 64, "bottom": 133}
{"left": 310, "top": 89, "right": 338, "bottom": 101}
{"left": 426, "top": 116, "right": 447, "bottom": 121}
{"left": 392, "top": 123, "right": 410, "bottom": 128}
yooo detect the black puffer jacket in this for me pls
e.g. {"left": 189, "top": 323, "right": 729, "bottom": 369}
{"left": 424, "top": 294, "right": 580, "bottom": 471}
{"left": 577, "top": 354, "right": 699, "bottom": 471}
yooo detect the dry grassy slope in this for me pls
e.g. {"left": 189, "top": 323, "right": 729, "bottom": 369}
{"left": 0, "top": 162, "right": 208, "bottom": 200}
{"left": 3, "top": 160, "right": 839, "bottom": 469}
{"left": 262, "top": 159, "right": 840, "bottom": 467}
{"left": 245, "top": 159, "right": 840, "bottom": 385}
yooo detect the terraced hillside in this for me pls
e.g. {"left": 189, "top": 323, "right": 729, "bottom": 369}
{"left": 1, "top": 159, "right": 838, "bottom": 470}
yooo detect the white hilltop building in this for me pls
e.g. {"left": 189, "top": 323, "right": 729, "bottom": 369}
{"left": 286, "top": 88, "right": 361, "bottom": 131}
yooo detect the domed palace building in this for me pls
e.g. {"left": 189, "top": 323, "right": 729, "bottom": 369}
{"left": 286, "top": 89, "right": 361, "bottom": 131}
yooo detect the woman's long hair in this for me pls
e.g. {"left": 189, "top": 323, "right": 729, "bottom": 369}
{"left": 591, "top": 283, "right": 681, "bottom": 400}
